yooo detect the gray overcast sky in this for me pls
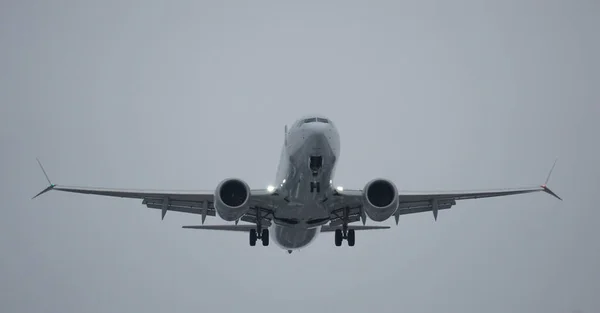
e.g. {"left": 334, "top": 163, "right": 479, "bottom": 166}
{"left": 1, "top": 0, "right": 599, "bottom": 312}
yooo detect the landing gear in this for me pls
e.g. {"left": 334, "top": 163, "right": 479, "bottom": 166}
{"left": 261, "top": 228, "right": 269, "bottom": 246}
{"left": 249, "top": 207, "right": 269, "bottom": 247}
{"left": 249, "top": 229, "right": 257, "bottom": 246}
{"left": 347, "top": 229, "right": 355, "bottom": 247}
{"left": 333, "top": 206, "right": 356, "bottom": 246}
{"left": 334, "top": 228, "right": 355, "bottom": 247}
{"left": 310, "top": 181, "right": 321, "bottom": 193}
{"left": 249, "top": 228, "right": 269, "bottom": 247}
{"left": 309, "top": 156, "right": 322, "bottom": 177}
{"left": 335, "top": 229, "right": 343, "bottom": 246}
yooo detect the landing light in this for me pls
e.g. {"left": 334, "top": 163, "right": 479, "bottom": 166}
{"left": 267, "top": 185, "right": 276, "bottom": 192}
{"left": 336, "top": 186, "right": 344, "bottom": 192}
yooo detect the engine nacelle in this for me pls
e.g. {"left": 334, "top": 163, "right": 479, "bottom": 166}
{"left": 362, "top": 178, "right": 399, "bottom": 222}
{"left": 214, "top": 178, "right": 251, "bottom": 221}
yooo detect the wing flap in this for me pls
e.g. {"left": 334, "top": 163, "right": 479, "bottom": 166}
{"left": 142, "top": 197, "right": 216, "bottom": 216}
{"left": 144, "top": 203, "right": 217, "bottom": 216}
{"left": 396, "top": 202, "right": 454, "bottom": 216}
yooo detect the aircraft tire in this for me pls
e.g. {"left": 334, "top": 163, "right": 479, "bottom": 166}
{"left": 249, "top": 229, "right": 257, "bottom": 246}
{"left": 261, "top": 229, "right": 270, "bottom": 246}
{"left": 347, "top": 229, "right": 355, "bottom": 247}
{"left": 334, "top": 229, "right": 343, "bottom": 246}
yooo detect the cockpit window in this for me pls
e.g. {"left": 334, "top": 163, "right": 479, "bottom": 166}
{"left": 302, "top": 117, "right": 329, "bottom": 124}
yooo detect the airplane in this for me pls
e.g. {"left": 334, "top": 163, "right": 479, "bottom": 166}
{"left": 33, "top": 114, "right": 562, "bottom": 254}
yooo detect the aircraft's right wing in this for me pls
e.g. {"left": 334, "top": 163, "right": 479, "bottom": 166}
{"left": 31, "top": 159, "right": 277, "bottom": 226}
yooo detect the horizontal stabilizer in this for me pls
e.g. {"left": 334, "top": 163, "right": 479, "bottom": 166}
{"left": 320, "top": 225, "right": 390, "bottom": 232}
{"left": 182, "top": 225, "right": 255, "bottom": 232}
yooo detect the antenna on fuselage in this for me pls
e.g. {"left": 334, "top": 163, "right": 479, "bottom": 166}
{"left": 284, "top": 125, "right": 288, "bottom": 145}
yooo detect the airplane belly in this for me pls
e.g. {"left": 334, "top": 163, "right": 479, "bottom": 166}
{"left": 271, "top": 224, "right": 320, "bottom": 249}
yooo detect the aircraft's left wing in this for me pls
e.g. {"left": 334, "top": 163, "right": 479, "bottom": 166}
{"left": 330, "top": 161, "right": 562, "bottom": 225}
{"left": 393, "top": 185, "right": 561, "bottom": 221}
{"left": 331, "top": 184, "right": 561, "bottom": 225}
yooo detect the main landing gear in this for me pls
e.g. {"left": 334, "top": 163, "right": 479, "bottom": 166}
{"left": 334, "top": 227, "right": 355, "bottom": 247}
{"left": 333, "top": 206, "right": 355, "bottom": 247}
{"left": 249, "top": 207, "right": 269, "bottom": 247}
{"left": 249, "top": 228, "right": 269, "bottom": 246}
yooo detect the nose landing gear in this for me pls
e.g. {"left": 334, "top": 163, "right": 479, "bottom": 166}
{"left": 310, "top": 181, "right": 321, "bottom": 193}
{"left": 309, "top": 156, "right": 322, "bottom": 177}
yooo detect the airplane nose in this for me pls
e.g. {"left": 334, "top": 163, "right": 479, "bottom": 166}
{"left": 304, "top": 127, "right": 329, "bottom": 146}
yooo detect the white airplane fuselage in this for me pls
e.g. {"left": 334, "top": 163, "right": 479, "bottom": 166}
{"left": 268, "top": 116, "right": 341, "bottom": 250}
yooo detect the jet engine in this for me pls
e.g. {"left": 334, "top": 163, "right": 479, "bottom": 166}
{"left": 214, "top": 178, "right": 251, "bottom": 221}
{"left": 362, "top": 178, "right": 399, "bottom": 222}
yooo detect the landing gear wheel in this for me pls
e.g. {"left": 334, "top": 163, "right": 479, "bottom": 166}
{"left": 261, "top": 228, "right": 270, "bottom": 246}
{"left": 347, "top": 229, "right": 355, "bottom": 247}
{"left": 249, "top": 229, "right": 257, "bottom": 246}
{"left": 334, "top": 229, "right": 343, "bottom": 246}
{"left": 310, "top": 182, "right": 321, "bottom": 193}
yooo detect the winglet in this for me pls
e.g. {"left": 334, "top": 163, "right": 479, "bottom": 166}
{"left": 32, "top": 158, "right": 56, "bottom": 199}
{"left": 541, "top": 185, "right": 562, "bottom": 201}
{"left": 32, "top": 184, "right": 55, "bottom": 199}
{"left": 541, "top": 158, "right": 562, "bottom": 201}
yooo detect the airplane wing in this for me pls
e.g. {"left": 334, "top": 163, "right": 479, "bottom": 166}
{"left": 393, "top": 185, "right": 560, "bottom": 221}
{"left": 31, "top": 159, "right": 276, "bottom": 225}
{"left": 332, "top": 185, "right": 561, "bottom": 225}
{"left": 331, "top": 161, "right": 562, "bottom": 225}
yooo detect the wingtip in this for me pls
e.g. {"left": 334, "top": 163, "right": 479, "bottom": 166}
{"left": 540, "top": 158, "right": 561, "bottom": 201}
{"left": 544, "top": 158, "right": 558, "bottom": 185}
{"left": 33, "top": 158, "right": 56, "bottom": 199}
{"left": 36, "top": 158, "right": 53, "bottom": 185}
{"left": 541, "top": 184, "right": 562, "bottom": 201}
{"left": 32, "top": 184, "right": 55, "bottom": 199}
